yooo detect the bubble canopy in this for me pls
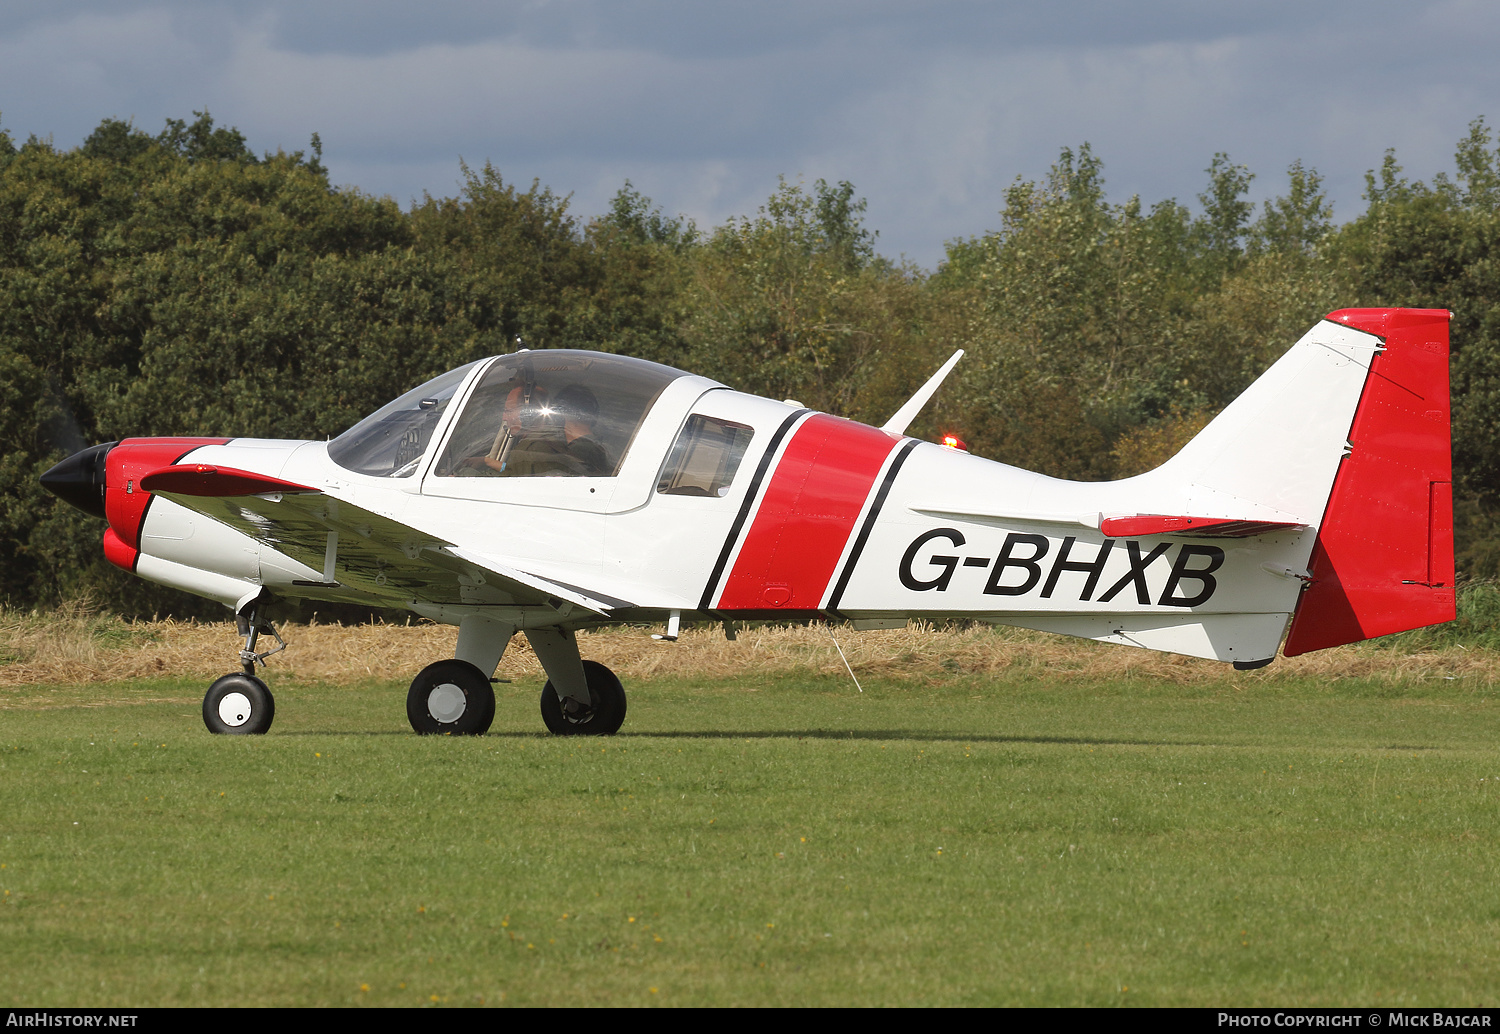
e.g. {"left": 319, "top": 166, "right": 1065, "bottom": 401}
{"left": 329, "top": 351, "right": 690, "bottom": 479}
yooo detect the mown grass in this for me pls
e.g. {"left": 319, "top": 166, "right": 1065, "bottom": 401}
{"left": 2, "top": 668, "right": 1498, "bottom": 1007}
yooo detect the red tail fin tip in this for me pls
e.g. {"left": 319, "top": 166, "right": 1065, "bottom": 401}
{"left": 1283, "top": 308, "right": 1455, "bottom": 656}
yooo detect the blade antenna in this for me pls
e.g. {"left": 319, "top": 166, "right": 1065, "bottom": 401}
{"left": 881, "top": 349, "right": 964, "bottom": 436}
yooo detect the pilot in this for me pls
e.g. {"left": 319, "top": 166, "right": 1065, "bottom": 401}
{"left": 456, "top": 370, "right": 551, "bottom": 475}
{"left": 502, "top": 377, "right": 549, "bottom": 435}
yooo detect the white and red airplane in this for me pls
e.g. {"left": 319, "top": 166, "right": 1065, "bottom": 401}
{"left": 41, "top": 307, "right": 1454, "bottom": 737}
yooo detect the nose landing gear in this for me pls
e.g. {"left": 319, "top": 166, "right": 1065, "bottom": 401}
{"left": 201, "top": 605, "right": 285, "bottom": 735}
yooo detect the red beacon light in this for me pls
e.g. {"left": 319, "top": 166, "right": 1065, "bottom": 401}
{"left": 939, "top": 434, "right": 968, "bottom": 452}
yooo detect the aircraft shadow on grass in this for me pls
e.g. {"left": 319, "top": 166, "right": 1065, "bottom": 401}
{"left": 277, "top": 727, "right": 1223, "bottom": 748}
{"left": 276, "top": 728, "right": 1443, "bottom": 750}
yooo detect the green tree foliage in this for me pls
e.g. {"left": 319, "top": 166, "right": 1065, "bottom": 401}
{"left": 1194, "top": 153, "right": 1256, "bottom": 272}
{"left": 6, "top": 110, "right": 1500, "bottom": 615}
{"left": 1333, "top": 118, "right": 1500, "bottom": 574}
{"left": 934, "top": 146, "right": 1352, "bottom": 483}
{"left": 0, "top": 114, "right": 451, "bottom": 613}
{"left": 1170, "top": 159, "right": 1345, "bottom": 420}
{"left": 0, "top": 118, "right": 699, "bottom": 614}
{"left": 937, "top": 145, "right": 1202, "bottom": 478}
{"left": 1249, "top": 160, "right": 1332, "bottom": 256}
{"left": 682, "top": 178, "right": 924, "bottom": 419}
{"left": 569, "top": 182, "right": 698, "bottom": 369}
{"left": 409, "top": 162, "right": 591, "bottom": 354}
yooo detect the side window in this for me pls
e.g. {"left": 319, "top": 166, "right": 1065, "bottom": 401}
{"left": 657, "top": 415, "right": 754, "bottom": 497}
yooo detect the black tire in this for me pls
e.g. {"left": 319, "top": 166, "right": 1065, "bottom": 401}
{"left": 407, "top": 659, "right": 495, "bottom": 735}
{"left": 540, "top": 660, "right": 626, "bottom": 736}
{"left": 203, "top": 673, "right": 275, "bottom": 735}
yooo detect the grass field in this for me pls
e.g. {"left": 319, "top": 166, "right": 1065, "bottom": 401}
{"left": 2, "top": 615, "right": 1499, "bottom": 1006}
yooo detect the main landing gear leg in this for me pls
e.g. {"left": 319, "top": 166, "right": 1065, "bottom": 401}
{"left": 528, "top": 627, "right": 626, "bottom": 736}
{"left": 405, "top": 615, "right": 512, "bottom": 736}
{"left": 202, "top": 603, "right": 284, "bottom": 735}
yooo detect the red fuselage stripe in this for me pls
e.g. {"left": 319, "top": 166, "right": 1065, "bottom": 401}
{"left": 716, "top": 414, "right": 900, "bottom": 611}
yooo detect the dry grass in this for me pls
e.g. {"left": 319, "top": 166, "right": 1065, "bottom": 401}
{"left": 1, "top": 600, "right": 1493, "bottom": 691}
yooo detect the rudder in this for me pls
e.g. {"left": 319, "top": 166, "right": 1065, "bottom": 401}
{"left": 1283, "top": 308, "right": 1455, "bottom": 655}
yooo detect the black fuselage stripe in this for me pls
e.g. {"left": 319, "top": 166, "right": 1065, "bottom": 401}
{"left": 826, "top": 437, "right": 920, "bottom": 614}
{"left": 697, "top": 409, "right": 809, "bottom": 611}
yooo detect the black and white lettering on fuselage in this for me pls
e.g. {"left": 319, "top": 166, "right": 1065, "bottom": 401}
{"left": 897, "top": 527, "right": 1224, "bottom": 608}
{"left": 823, "top": 514, "right": 1310, "bottom": 664}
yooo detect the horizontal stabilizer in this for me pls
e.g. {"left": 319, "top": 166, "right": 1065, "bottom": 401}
{"left": 911, "top": 507, "right": 1303, "bottom": 539}
{"left": 1099, "top": 515, "right": 1305, "bottom": 538}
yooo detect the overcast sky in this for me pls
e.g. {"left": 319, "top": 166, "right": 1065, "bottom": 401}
{"left": 3, "top": 1, "right": 1499, "bottom": 268}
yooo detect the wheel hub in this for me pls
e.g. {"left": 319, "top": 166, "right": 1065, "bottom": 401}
{"left": 561, "top": 696, "right": 595, "bottom": 724}
{"left": 217, "top": 691, "right": 253, "bottom": 728}
{"left": 427, "top": 683, "right": 467, "bottom": 724}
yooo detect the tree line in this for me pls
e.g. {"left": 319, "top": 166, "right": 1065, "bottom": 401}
{"left": 3, "top": 111, "right": 1499, "bottom": 616}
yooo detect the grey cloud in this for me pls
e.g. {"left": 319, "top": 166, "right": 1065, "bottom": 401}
{"left": 3, "top": 2, "right": 1500, "bottom": 267}
{"left": 1, "top": 1, "right": 1463, "bottom": 57}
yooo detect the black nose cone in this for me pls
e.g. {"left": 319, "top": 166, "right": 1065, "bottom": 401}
{"left": 40, "top": 442, "right": 118, "bottom": 520}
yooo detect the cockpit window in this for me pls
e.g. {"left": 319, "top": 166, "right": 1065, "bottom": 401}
{"left": 436, "top": 350, "right": 686, "bottom": 479}
{"left": 328, "top": 361, "right": 480, "bottom": 477}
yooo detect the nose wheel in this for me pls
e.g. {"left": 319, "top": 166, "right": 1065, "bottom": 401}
{"left": 203, "top": 673, "right": 275, "bottom": 735}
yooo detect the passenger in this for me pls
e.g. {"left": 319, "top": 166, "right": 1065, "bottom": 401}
{"left": 554, "top": 384, "right": 610, "bottom": 476}
{"left": 450, "top": 370, "right": 610, "bottom": 477}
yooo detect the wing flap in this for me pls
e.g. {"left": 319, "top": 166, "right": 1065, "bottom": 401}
{"left": 443, "top": 547, "right": 631, "bottom": 615}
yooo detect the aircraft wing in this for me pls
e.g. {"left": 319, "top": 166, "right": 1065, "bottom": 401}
{"left": 138, "top": 464, "right": 627, "bottom": 614}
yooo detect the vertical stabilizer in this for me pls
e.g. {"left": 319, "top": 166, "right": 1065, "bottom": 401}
{"left": 1283, "top": 308, "right": 1454, "bottom": 655}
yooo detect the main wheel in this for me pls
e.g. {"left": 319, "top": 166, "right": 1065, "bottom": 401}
{"left": 540, "top": 660, "right": 626, "bottom": 736}
{"left": 203, "top": 673, "right": 275, "bottom": 735}
{"left": 407, "top": 659, "right": 495, "bottom": 735}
